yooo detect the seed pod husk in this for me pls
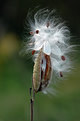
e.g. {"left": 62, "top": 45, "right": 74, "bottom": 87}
{"left": 33, "top": 49, "right": 52, "bottom": 93}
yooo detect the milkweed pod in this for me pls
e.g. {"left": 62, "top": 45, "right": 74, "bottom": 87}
{"left": 33, "top": 48, "right": 52, "bottom": 93}
{"left": 24, "top": 9, "right": 74, "bottom": 95}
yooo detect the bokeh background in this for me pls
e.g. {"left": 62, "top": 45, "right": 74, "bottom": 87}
{"left": 0, "top": 0, "right": 80, "bottom": 121}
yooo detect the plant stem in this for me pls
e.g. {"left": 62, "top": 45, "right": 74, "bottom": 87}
{"left": 30, "top": 98, "right": 34, "bottom": 121}
{"left": 30, "top": 82, "right": 35, "bottom": 121}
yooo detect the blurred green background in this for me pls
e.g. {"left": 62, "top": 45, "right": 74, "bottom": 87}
{"left": 0, "top": 0, "right": 80, "bottom": 121}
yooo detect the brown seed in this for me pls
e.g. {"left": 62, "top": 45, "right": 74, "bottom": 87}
{"left": 46, "top": 22, "right": 50, "bottom": 27}
{"left": 32, "top": 50, "right": 35, "bottom": 55}
{"left": 61, "top": 56, "right": 65, "bottom": 61}
{"left": 36, "top": 30, "right": 39, "bottom": 34}
{"left": 30, "top": 31, "right": 34, "bottom": 35}
{"left": 60, "top": 72, "right": 63, "bottom": 77}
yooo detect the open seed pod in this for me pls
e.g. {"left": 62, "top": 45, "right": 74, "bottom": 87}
{"left": 33, "top": 49, "right": 52, "bottom": 93}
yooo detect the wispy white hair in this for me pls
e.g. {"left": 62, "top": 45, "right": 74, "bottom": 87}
{"left": 24, "top": 8, "right": 73, "bottom": 94}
